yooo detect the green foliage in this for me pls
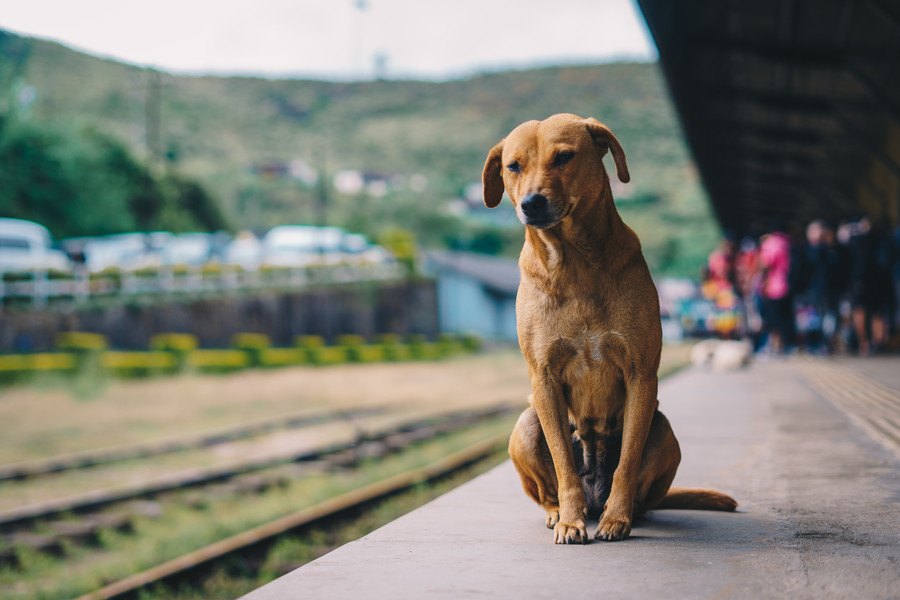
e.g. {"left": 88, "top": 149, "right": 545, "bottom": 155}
{"left": 231, "top": 333, "right": 271, "bottom": 349}
{"left": 338, "top": 336, "right": 388, "bottom": 363}
{"left": 101, "top": 351, "right": 176, "bottom": 377}
{"left": 0, "top": 117, "right": 227, "bottom": 238}
{"left": 336, "top": 334, "right": 365, "bottom": 347}
{"left": 259, "top": 347, "right": 307, "bottom": 367}
{"left": 0, "top": 331, "right": 479, "bottom": 391}
{"left": 295, "top": 335, "right": 325, "bottom": 349}
{"left": 377, "top": 334, "right": 413, "bottom": 361}
{"left": 307, "top": 345, "right": 350, "bottom": 366}
{"left": 56, "top": 332, "right": 108, "bottom": 352}
{"left": 149, "top": 333, "right": 199, "bottom": 352}
{"left": 150, "top": 333, "right": 199, "bottom": 371}
{"left": 157, "top": 174, "right": 228, "bottom": 232}
{"left": 231, "top": 333, "right": 271, "bottom": 367}
{"left": 188, "top": 349, "right": 250, "bottom": 373}
{"left": 377, "top": 227, "right": 417, "bottom": 275}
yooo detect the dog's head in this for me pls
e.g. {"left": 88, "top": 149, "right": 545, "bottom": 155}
{"left": 481, "top": 113, "right": 629, "bottom": 229}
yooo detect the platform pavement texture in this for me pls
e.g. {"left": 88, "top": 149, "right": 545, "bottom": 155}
{"left": 243, "top": 358, "right": 900, "bottom": 600}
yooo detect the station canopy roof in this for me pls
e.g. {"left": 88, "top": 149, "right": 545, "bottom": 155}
{"left": 638, "top": 0, "right": 900, "bottom": 234}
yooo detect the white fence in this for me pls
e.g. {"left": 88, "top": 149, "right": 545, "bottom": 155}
{"left": 0, "top": 262, "right": 406, "bottom": 309}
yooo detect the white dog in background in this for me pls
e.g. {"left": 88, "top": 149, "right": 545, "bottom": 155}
{"left": 690, "top": 340, "right": 753, "bottom": 372}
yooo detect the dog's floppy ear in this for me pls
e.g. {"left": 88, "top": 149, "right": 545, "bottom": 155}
{"left": 482, "top": 140, "right": 505, "bottom": 208}
{"left": 583, "top": 118, "right": 630, "bottom": 184}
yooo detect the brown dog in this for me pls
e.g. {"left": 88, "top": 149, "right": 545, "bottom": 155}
{"left": 482, "top": 113, "right": 736, "bottom": 544}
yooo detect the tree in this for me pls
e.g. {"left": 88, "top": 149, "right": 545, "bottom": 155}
{"left": 0, "top": 117, "right": 229, "bottom": 237}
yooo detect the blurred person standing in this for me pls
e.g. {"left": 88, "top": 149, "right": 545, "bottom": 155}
{"left": 704, "top": 237, "right": 741, "bottom": 338}
{"left": 759, "top": 225, "right": 795, "bottom": 354}
{"left": 707, "top": 236, "right": 738, "bottom": 293}
{"left": 735, "top": 236, "right": 764, "bottom": 350}
{"left": 795, "top": 221, "right": 841, "bottom": 353}
{"left": 841, "top": 217, "right": 894, "bottom": 355}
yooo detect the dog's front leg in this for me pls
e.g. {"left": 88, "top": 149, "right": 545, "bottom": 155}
{"left": 595, "top": 374, "right": 657, "bottom": 541}
{"left": 532, "top": 372, "right": 587, "bottom": 544}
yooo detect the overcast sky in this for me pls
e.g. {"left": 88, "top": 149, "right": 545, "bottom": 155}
{"left": 0, "top": 0, "right": 656, "bottom": 79}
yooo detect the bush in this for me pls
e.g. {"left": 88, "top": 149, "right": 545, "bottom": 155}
{"left": 260, "top": 347, "right": 308, "bottom": 368}
{"left": 232, "top": 333, "right": 271, "bottom": 367}
{"left": 295, "top": 335, "right": 325, "bottom": 348}
{"left": 56, "top": 332, "right": 108, "bottom": 352}
{"left": 150, "top": 333, "right": 199, "bottom": 352}
{"left": 336, "top": 334, "right": 366, "bottom": 347}
{"left": 346, "top": 344, "right": 387, "bottom": 363}
{"left": 150, "top": 333, "right": 199, "bottom": 371}
{"left": 295, "top": 335, "right": 325, "bottom": 363}
{"left": 0, "top": 353, "right": 76, "bottom": 384}
{"left": 101, "top": 351, "right": 176, "bottom": 378}
{"left": 378, "top": 228, "right": 417, "bottom": 276}
{"left": 307, "top": 346, "right": 349, "bottom": 366}
{"left": 56, "top": 332, "right": 108, "bottom": 380}
{"left": 27, "top": 353, "right": 78, "bottom": 371}
{"left": 460, "top": 333, "right": 483, "bottom": 352}
{"left": 374, "top": 334, "right": 411, "bottom": 361}
{"left": 188, "top": 349, "right": 250, "bottom": 373}
{"left": 334, "top": 335, "right": 383, "bottom": 363}
{"left": 437, "top": 333, "right": 466, "bottom": 356}
{"left": 407, "top": 334, "right": 445, "bottom": 361}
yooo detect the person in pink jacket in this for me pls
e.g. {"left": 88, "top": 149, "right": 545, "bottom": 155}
{"left": 759, "top": 228, "right": 794, "bottom": 353}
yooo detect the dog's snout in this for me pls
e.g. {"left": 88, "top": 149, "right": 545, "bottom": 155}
{"left": 520, "top": 194, "right": 549, "bottom": 217}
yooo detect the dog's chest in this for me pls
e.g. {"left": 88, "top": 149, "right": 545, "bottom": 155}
{"left": 519, "top": 281, "right": 627, "bottom": 415}
{"left": 559, "top": 330, "right": 625, "bottom": 416}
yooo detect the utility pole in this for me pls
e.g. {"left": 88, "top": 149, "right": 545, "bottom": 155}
{"left": 145, "top": 69, "right": 163, "bottom": 169}
{"left": 352, "top": 0, "right": 369, "bottom": 77}
{"left": 316, "top": 152, "right": 329, "bottom": 227}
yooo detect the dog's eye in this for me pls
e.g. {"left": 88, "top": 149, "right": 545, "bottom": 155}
{"left": 553, "top": 151, "right": 575, "bottom": 167}
{"left": 506, "top": 161, "right": 521, "bottom": 173}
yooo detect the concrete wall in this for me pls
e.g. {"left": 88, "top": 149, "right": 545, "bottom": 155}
{"left": 0, "top": 280, "right": 438, "bottom": 351}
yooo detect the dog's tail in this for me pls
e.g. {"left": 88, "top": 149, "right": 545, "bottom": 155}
{"left": 656, "top": 487, "right": 737, "bottom": 512}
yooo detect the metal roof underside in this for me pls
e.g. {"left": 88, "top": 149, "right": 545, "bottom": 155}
{"left": 424, "top": 251, "right": 520, "bottom": 296}
{"left": 638, "top": 0, "right": 900, "bottom": 233}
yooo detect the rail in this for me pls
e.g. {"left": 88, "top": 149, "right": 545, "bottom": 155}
{"left": 73, "top": 434, "right": 507, "bottom": 600}
{"left": 0, "top": 403, "right": 518, "bottom": 531}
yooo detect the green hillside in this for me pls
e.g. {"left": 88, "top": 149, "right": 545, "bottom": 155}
{"left": 0, "top": 29, "right": 718, "bottom": 276}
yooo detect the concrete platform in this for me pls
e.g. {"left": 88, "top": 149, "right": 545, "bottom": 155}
{"left": 243, "top": 358, "right": 900, "bottom": 600}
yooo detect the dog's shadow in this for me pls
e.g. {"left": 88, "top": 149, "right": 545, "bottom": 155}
{"left": 590, "top": 509, "right": 750, "bottom": 543}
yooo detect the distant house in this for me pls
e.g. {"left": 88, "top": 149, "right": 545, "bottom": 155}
{"left": 423, "top": 251, "right": 519, "bottom": 343}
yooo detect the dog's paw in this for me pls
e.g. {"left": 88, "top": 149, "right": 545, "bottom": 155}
{"left": 553, "top": 520, "right": 587, "bottom": 544}
{"left": 594, "top": 513, "right": 631, "bottom": 541}
{"left": 544, "top": 507, "right": 560, "bottom": 529}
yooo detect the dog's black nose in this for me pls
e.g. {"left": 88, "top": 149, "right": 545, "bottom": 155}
{"left": 520, "top": 194, "right": 549, "bottom": 218}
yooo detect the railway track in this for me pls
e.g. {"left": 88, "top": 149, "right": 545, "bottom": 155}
{"left": 75, "top": 434, "right": 508, "bottom": 600}
{"left": 0, "top": 404, "right": 519, "bottom": 567}
{"left": 0, "top": 405, "right": 392, "bottom": 482}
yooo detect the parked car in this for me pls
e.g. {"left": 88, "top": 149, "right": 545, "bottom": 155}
{"left": 79, "top": 232, "right": 177, "bottom": 273}
{"left": 223, "top": 231, "right": 264, "bottom": 269}
{"left": 262, "top": 225, "right": 342, "bottom": 267}
{"left": 341, "top": 233, "right": 391, "bottom": 264}
{"left": 0, "top": 218, "right": 71, "bottom": 272}
{"left": 262, "top": 225, "right": 389, "bottom": 267}
{"left": 161, "top": 233, "right": 214, "bottom": 266}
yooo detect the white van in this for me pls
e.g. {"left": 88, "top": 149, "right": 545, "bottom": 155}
{"left": 0, "top": 218, "right": 70, "bottom": 272}
{"left": 262, "top": 225, "right": 342, "bottom": 266}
